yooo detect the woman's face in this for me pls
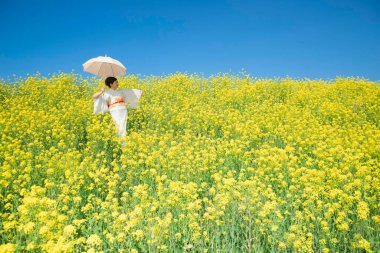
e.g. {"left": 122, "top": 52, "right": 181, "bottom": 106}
{"left": 110, "top": 80, "right": 119, "bottom": 90}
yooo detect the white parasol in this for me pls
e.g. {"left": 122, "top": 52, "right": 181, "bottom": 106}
{"left": 83, "top": 56, "right": 126, "bottom": 78}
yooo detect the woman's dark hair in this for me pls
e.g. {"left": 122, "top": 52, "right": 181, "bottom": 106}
{"left": 105, "top": 76, "right": 118, "bottom": 87}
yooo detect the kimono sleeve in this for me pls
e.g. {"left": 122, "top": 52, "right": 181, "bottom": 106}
{"left": 123, "top": 89, "right": 143, "bottom": 109}
{"left": 93, "top": 93, "right": 109, "bottom": 114}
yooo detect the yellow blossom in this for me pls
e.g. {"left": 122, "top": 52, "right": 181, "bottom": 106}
{"left": 86, "top": 234, "right": 102, "bottom": 246}
{"left": 357, "top": 201, "right": 369, "bottom": 220}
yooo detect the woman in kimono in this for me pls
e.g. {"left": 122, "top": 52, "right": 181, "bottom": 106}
{"left": 93, "top": 77, "right": 137, "bottom": 138}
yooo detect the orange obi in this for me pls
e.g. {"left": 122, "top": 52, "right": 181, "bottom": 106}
{"left": 108, "top": 97, "right": 125, "bottom": 109}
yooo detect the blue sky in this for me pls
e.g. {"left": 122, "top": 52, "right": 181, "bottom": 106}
{"left": 1, "top": 0, "right": 379, "bottom": 81}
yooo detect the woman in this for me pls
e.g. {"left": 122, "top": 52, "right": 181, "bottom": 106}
{"left": 93, "top": 77, "right": 135, "bottom": 138}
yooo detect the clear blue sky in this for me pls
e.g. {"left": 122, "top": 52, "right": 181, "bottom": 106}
{"left": 1, "top": 0, "right": 379, "bottom": 81}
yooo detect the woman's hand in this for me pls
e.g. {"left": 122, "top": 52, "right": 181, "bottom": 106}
{"left": 93, "top": 87, "right": 106, "bottom": 99}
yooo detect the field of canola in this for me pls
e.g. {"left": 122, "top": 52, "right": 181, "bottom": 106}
{"left": 0, "top": 73, "right": 379, "bottom": 252}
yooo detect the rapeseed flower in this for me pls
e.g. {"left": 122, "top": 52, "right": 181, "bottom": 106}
{"left": 1, "top": 74, "right": 379, "bottom": 252}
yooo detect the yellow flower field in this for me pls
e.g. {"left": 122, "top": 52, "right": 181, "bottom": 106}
{"left": 0, "top": 73, "right": 379, "bottom": 252}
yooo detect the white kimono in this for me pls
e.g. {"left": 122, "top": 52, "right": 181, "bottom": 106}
{"left": 93, "top": 89, "right": 142, "bottom": 137}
